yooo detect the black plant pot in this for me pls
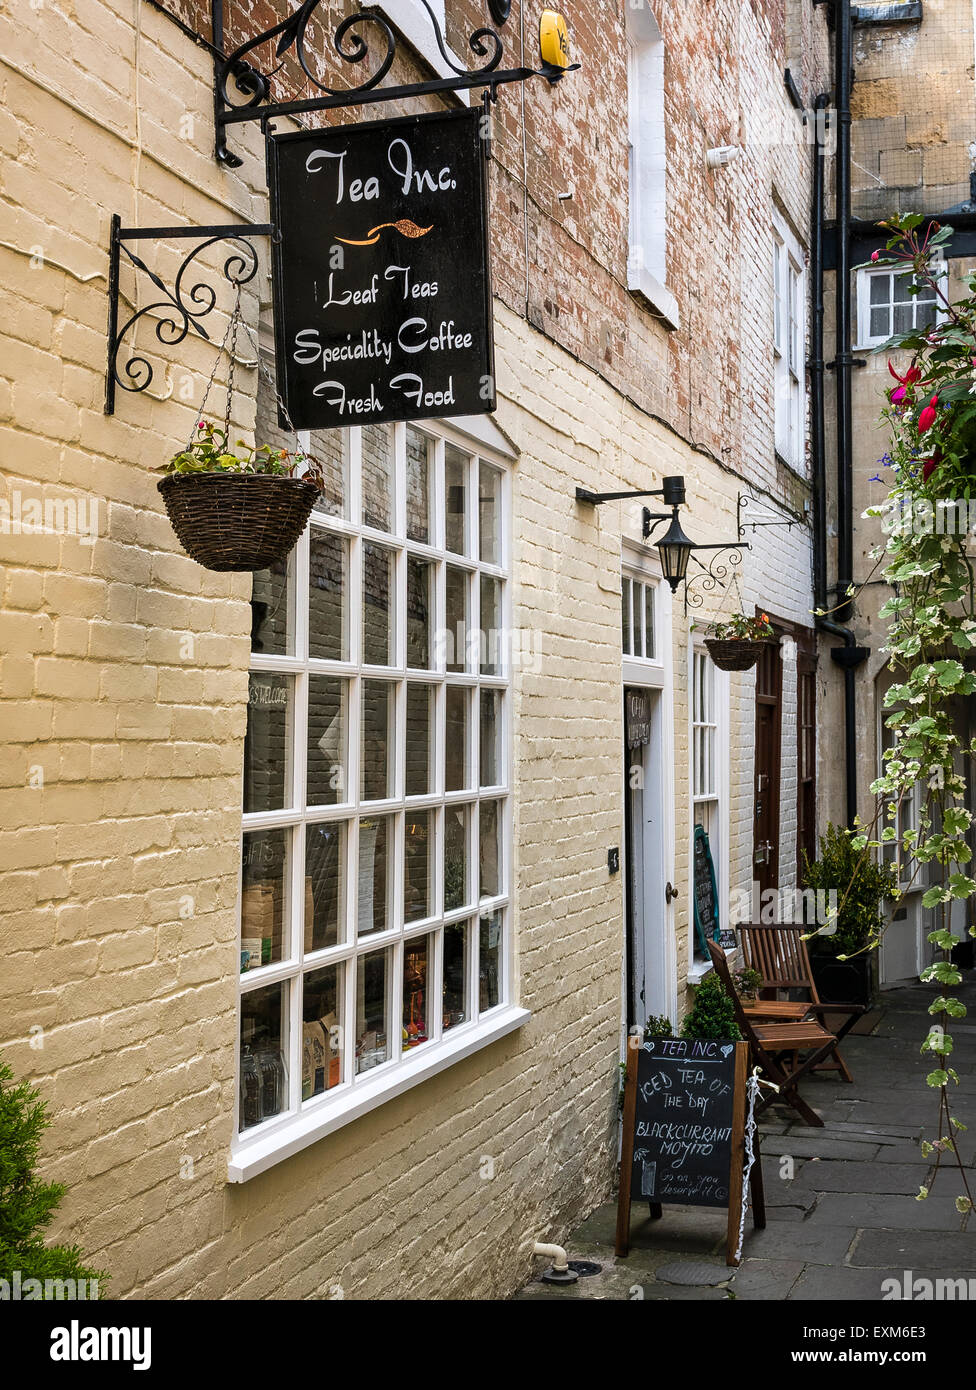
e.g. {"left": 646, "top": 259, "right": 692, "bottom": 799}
{"left": 810, "top": 951, "right": 874, "bottom": 1008}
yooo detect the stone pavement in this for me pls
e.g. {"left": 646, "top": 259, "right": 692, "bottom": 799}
{"left": 516, "top": 978, "right": 976, "bottom": 1301}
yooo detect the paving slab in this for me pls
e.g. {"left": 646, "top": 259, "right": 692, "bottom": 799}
{"left": 809, "top": 1192, "right": 966, "bottom": 1230}
{"left": 738, "top": 1221, "right": 856, "bottom": 1264}
{"left": 760, "top": 1135, "right": 882, "bottom": 1161}
{"left": 787, "top": 1264, "right": 910, "bottom": 1301}
{"left": 851, "top": 1227, "right": 976, "bottom": 1270}
{"left": 730, "top": 1259, "right": 805, "bottom": 1300}
{"left": 790, "top": 1160, "right": 927, "bottom": 1194}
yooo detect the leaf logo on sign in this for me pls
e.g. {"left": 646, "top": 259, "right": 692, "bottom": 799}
{"left": 336, "top": 218, "right": 433, "bottom": 246}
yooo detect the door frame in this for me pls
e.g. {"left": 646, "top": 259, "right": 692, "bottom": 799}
{"left": 621, "top": 545, "right": 676, "bottom": 1034}
{"left": 753, "top": 610, "right": 787, "bottom": 894}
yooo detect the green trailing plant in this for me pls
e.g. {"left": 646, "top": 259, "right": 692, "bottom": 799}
{"left": 681, "top": 974, "right": 741, "bottom": 1041}
{"left": 695, "top": 611, "right": 774, "bottom": 642}
{"left": 161, "top": 420, "right": 325, "bottom": 488}
{"left": 802, "top": 822, "right": 896, "bottom": 959}
{"left": 831, "top": 211, "right": 976, "bottom": 1216}
{"left": 0, "top": 1056, "right": 105, "bottom": 1293}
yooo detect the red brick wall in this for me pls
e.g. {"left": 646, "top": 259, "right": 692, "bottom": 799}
{"left": 158, "top": 0, "right": 830, "bottom": 498}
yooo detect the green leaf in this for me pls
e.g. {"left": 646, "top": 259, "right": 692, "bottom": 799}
{"left": 926, "top": 1070, "right": 948, "bottom": 1087}
{"left": 956, "top": 1197, "right": 973, "bottom": 1215}
{"left": 916, "top": 1185, "right": 929, "bottom": 1201}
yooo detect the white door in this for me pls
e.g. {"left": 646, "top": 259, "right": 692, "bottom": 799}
{"left": 625, "top": 686, "right": 669, "bottom": 1024}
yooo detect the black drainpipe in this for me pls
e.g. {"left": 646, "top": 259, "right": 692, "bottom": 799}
{"left": 834, "top": 0, "right": 855, "bottom": 627}
{"left": 810, "top": 40, "right": 868, "bottom": 830}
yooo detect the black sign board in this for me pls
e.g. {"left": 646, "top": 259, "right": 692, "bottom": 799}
{"left": 625, "top": 688, "right": 651, "bottom": 748}
{"left": 268, "top": 107, "right": 494, "bottom": 431}
{"left": 693, "top": 824, "right": 719, "bottom": 955}
{"left": 616, "top": 1038, "right": 764, "bottom": 1265}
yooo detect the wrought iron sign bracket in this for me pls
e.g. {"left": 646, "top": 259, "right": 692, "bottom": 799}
{"left": 104, "top": 215, "right": 274, "bottom": 415}
{"left": 211, "top": 0, "right": 579, "bottom": 168}
{"left": 737, "top": 491, "right": 807, "bottom": 539}
{"left": 683, "top": 542, "right": 750, "bottom": 616}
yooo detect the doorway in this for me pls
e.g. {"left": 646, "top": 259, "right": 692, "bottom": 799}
{"left": 624, "top": 685, "right": 669, "bottom": 1028}
{"left": 753, "top": 636, "right": 783, "bottom": 895}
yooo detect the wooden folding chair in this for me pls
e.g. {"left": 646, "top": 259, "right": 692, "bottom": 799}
{"left": 737, "top": 923, "right": 865, "bottom": 1083}
{"left": 706, "top": 941, "right": 839, "bottom": 1129}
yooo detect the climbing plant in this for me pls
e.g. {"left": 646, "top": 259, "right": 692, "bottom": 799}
{"left": 832, "top": 212, "right": 976, "bottom": 1215}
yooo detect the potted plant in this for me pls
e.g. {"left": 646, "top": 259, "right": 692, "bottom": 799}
{"left": 801, "top": 822, "right": 897, "bottom": 1006}
{"left": 157, "top": 421, "right": 324, "bottom": 572}
{"left": 680, "top": 973, "right": 741, "bottom": 1040}
{"left": 700, "top": 611, "right": 775, "bottom": 671}
{"left": 643, "top": 1014, "right": 674, "bottom": 1041}
{"left": 732, "top": 966, "right": 763, "bottom": 1002}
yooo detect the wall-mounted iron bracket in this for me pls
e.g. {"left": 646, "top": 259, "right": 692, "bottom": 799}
{"left": 684, "top": 543, "right": 750, "bottom": 615}
{"left": 211, "top": 0, "right": 579, "bottom": 167}
{"left": 105, "top": 215, "right": 274, "bottom": 415}
{"left": 737, "top": 491, "right": 807, "bottom": 539}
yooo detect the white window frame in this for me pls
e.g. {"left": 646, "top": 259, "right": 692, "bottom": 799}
{"left": 231, "top": 418, "right": 525, "bottom": 1182}
{"left": 773, "top": 212, "right": 806, "bottom": 470}
{"left": 855, "top": 261, "right": 947, "bottom": 349}
{"left": 621, "top": 568, "right": 660, "bottom": 663}
{"left": 687, "top": 642, "right": 730, "bottom": 978}
{"left": 625, "top": 5, "right": 679, "bottom": 329}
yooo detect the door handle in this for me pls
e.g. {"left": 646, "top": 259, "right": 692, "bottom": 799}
{"left": 665, "top": 881, "right": 679, "bottom": 904}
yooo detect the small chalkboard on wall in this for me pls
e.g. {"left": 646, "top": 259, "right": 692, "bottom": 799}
{"left": 692, "top": 824, "right": 720, "bottom": 956}
{"left": 616, "top": 1037, "right": 765, "bottom": 1266}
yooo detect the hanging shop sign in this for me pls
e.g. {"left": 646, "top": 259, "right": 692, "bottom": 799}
{"left": 616, "top": 1038, "right": 764, "bottom": 1265}
{"left": 268, "top": 107, "right": 495, "bottom": 432}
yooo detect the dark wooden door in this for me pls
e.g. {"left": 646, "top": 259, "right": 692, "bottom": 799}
{"left": 753, "top": 637, "right": 782, "bottom": 896}
{"left": 796, "top": 628, "right": 817, "bottom": 883}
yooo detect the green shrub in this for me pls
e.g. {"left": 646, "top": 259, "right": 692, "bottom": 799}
{"left": 643, "top": 1014, "right": 674, "bottom": 1040}
{"left": 681, "top": 974, "right": 741, "bottom": 1041}
{"left": 0, "top": 1056, "right": 105, "bottom": 1293}
{"left": 802, "top": 821, "right": 896, "bottom": 958}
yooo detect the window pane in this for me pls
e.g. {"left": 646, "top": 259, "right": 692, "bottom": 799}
{"left": 240, "top": 981, "right": 287, "bottom": 1129}
{"left": 480, "top": 799, "right": 501, "bottom": 900}
{"left": 305, "top": 820, "right": 345, "bottom": 952}
{"left": 893, "top": 302, "right": 913, "bottom": 334}
{"left": 355, "top": 948, "right": 390, "bottom": 1073}
{"left": 480, "top": 688, "right": 501, "bottom": 788}
{"left": 444, "top": 565, "right": 468, "bottom": 672}
{"left": 251, "top": 555, "right": 291, "bottom": 655}
{"left": 445, "top": 443, "right": 468, "bottom": 554}
{"left": 361, "top": 680, "right": 395, "bottom": 801}
{"left": 480, "top": 575, "right": 501, "bottom": 675}
{"left": 402, "top": 936, "right": 430, "bottom": 1050}
{"left": 621, "top": 577, "right": 632, "bottom": 655}
{"left": 479, "top": 910, "right": 502, "bottom": 1012}
{"left": 302, "top": 964, "right": 342, "bottom": 1098}
{"left": 308, "top": 530, "right": 348, "bottom": 662}
{"left": 358, "top": 815, "right": 393, "bottom": 936}
{"left": 362, "top": 423, "right": 392, "bottom": 532}
{"left": 442, "top": 921, "right": 469, "bottom": 1031}
{"left": 869, "top": 272, "right": 890, "bottom": 305}
{"left": 310, "top": 427, "right": 346, "bottom": 518}
{"left": 404, "top": 810, "right": 433, "bottom": 923}
{"left": 307, "top": 676, "right": 347, "bottom": 806}
{"left": 479, "top": 462, "right": 501, "bottom": 564}
{"left": 406, "top": 426, "right": 431, "bottom": 544}
{"left": 405, "top": 683, "right": 433, "bottom": 796}
{"left": 445, "top": 686, "right": 469, "bottom": 792}
{"left": 893, "top": 272, "right": 914, "bottom": 303}
{"left": 444, "top": 804, "right": 471, "bottom": 912}
{"left": 407, "top": 556, "right": 432, "bottom": 669}
{"left": 363, "top": 543, "right": 394, "bottom": 666}
{"left": 241, "top": 827, "right": 288, "bottom": 971}
{"left": 644, "top": 583, "right": 655, "bottom": 658}
{"left": 869, "top": 306, "right": 889, "bottom": 339}
{"left": 244, "top": 674, "right": 293, "bottom": 813}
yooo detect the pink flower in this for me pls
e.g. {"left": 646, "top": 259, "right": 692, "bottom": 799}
{"left": 923, "top": 447, "right": 942, "bottom": 481}
{"left": 918, "top": 395, "right": 938, "bottom": 433}
{"left": 871, "top": 250, "right": 880, "bottom": 261}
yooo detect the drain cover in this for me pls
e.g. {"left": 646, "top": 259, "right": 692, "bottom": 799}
{"left": 568, "top": 1260, "right": 602, "bottom": 1277}
{"left": 655, "top": 1261, "right": 728, "bottom": 1287}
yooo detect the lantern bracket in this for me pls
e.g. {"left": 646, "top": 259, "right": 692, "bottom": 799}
{"left": 684, "top": 543, "right": 750, "bottom": 615}
{"left": 211, "top": 0, "right": 579, "bottom": 167}
{"left": 737, "top": 491, "right": 806, "bottom": 538}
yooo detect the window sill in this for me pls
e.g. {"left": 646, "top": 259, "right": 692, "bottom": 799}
{"left": 626, "top": 266, "right": 680, "bottom": 331}
{"left": 686, "top": 959, "right": 712, "bottom": 985}
{"left": 228, "top": 1005, "right": 531, "bottom": 1182}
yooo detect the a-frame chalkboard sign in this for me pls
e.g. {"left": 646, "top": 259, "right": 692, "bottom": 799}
{"left": 616, "top": 1037, "right": 765, "bottom": 1266}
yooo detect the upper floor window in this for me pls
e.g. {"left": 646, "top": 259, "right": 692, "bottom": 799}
{"left": 621, "top": 572, "right": 657, "bottom": 661}
{"left": 856, "top": 264, "right": 945, "bottom": 348}
{"left": 773, "top": 212, "right": 806, "bottom": 469}
{"left": 625, "top": 5, "right": 678, "bottom": 327}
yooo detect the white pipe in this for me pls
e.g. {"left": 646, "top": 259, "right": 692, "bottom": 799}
{"left": 532, "top": 1241, "right": 570, "bottom": 1273}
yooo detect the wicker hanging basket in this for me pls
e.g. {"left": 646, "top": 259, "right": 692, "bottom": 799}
{"left": 703, "top": 637, "right": 770, "bottom": 672}
{"left": 158, "top": 472, "right": 318, "bottom": 573}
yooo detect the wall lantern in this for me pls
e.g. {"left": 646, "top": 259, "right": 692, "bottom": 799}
{"left": 575, "top": 474, "right": 749, "bottom": 600}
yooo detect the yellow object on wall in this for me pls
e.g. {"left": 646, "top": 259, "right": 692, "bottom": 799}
{"left": 539, "top": 10, "right": 571, "bottom": 69}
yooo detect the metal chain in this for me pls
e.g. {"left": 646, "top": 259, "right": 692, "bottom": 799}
{"left": 223, "top": 284, "right": 242, "bottom": 442}
{"left": 186, "top": 286, "right": 241, "bottom": 451}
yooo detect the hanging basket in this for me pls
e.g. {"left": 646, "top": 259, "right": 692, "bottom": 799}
{"left": 703, "top": 637, "right": 770, "bottom": 672}
{"left": 158, "top": 471, "right": 318, "bottom": 572}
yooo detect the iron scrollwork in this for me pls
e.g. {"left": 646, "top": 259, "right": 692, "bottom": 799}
{"left": 683, "top": 545, "right": 747, "bottom": 614}
{"left": 104, "top": 215, "right": 272, "bottom": 414}
{"left": 212, "top": 0, "right": 574, "bottom": 166}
